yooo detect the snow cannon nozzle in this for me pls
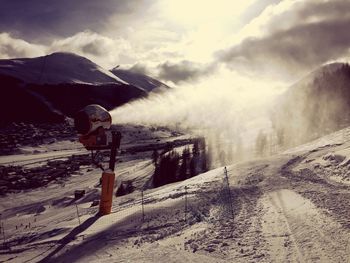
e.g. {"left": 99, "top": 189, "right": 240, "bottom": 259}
{"left": 74, "top": 104, "right": 112, "bottom": 136}
{"left": 74, "top": 104, "right": 121, "bottom": 150}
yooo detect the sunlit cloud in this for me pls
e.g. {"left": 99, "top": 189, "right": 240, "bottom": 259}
{"left": 0, "top": 33, "right": 46, "bottom": 59}
{"left": 155, "top": 0, "right": 257, "bottom": 63}
{"left": 49, "top": 30, "right": 134, "bottom": 68}
{"left": 158, "top": 0, "right": 255, "bottom": 29}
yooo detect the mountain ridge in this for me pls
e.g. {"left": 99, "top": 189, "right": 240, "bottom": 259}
{"left": 111, "top": 67, "right": 170, "bottom": 93}
{"left": 0, "top": 52, "right": 129, "bottom": 85}
{"left": 0, "top": 52, "right": 158, "bottom": 123}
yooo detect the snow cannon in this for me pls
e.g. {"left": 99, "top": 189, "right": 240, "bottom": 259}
{"left": 74, "top": 104, "right": 120, "bottom": 150}
{"left": 74, "top": 104, "right": 121, "bottom": 216}
{"left": 74, "top": 104, "right": 111, "bottom": 136}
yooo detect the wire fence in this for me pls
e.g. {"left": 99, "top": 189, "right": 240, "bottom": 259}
{"left": 104, "top": 167, "right": 236, "bottom": 228}
{"left": 0, "top": 166, "right": 260, "bottom": 261}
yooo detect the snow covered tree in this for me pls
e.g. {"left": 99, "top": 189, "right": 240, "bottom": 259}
{"left": 256, "top": 130, "right": 268, "bottom": 156}
{"left": 153, "top": 150, "right": 180, "bottom": 187}
{"left": 152, "top": 149, "right": 159, "bottom": 165}
{"left": 179, "top": 147, "right": 190, "bottom": 181}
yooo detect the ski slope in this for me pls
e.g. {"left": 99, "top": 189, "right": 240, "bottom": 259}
{"left": 1, "top": 127, "right": 350, "bottom": 262}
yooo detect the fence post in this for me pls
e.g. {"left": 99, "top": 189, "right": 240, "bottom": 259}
{"left": 184, "top": 186, "right": 188, "bottom": 223}
{"left": 2, "top": 222, "right": 5, "bottom": 247}
{"left": 224, "top": 167, "right": 234, "bottom": 219}
{"left": 0, "top": 214, "right": 5, "bottom": 247}
{"left": 75, "top": 204, "right": 81, "bottom": 225}
{"left": 141, "top": 190, "right": 145, "bottom": 223}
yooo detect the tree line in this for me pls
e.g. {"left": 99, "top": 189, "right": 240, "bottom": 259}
{"left": 152, "top": 138, "right": 209, "bottom": 187}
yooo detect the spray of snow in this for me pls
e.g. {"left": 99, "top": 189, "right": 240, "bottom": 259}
{"left": 111, "top": 67, "right": 286, "bottom": 166}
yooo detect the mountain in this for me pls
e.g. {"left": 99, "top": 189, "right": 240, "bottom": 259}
{"left": 270, "top": 62, "right": 350, "bottom": 147}
{"left": 111, "top": 67, "right": 170, "bottom": 92}
{"left": 0, "top": 52, "right": 127, "bottom": 85}
{"left": 0, "top": 52, "right": 147, "bottom": 123}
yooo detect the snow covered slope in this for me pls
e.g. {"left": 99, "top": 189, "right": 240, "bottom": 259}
{"left": 1, "top": 126, "right": 350, "bottom": 262}
{"left": 0, "top": 52, "right": 128, "bottom": 85}
{"left": 111, "top": 67, "right": 170, "bottom": 92}
{"left": 271, "top": 62, "right": 350, "bottom": 147}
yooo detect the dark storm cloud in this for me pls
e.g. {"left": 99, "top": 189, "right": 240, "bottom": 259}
{"left": 218, "top": 18, "right": 350, "bottom": 75}
{"left": 296, "top": 0, "right": 350, "bottom": 21}
{"left": 0, "top": 0, "right": 143, "bottom": 41}
{"left": 217, "top": 0, "right": 350, "bottom": 77}
{"left": 157, "top": 61, "right": 216, "bottom": 84}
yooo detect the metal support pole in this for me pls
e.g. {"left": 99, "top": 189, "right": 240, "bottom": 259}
{"left": 2, "top": 222, "right": 5, "bottom": 247}
{"left": 0, "top": 214, "right": 5, "bottom": 247}
{"left": 109, "top": 132, "right": 117, "bottom": 171}
{"left": 224, "top": 167, "right": 234, "bottom": 219}
{"left": 185, "top": 186, "right": 188, "bottom": 223}
{"left": 75, "top": 204, "right": 81, "bottom": 225}
{"left": 109, "top": 131, "right": 121, "bottom": 171}
{"left": 141, "top": 190, "right": 145, "bottom": 222}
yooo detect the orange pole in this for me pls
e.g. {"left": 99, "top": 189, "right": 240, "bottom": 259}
{"left": 99, "top": 169, "right": 116, "bottom": 215}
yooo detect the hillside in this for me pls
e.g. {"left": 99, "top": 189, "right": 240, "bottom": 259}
{"left": 270, "top": 62, "right": 350, "bottom": 148}
{"left": 0, "top": 125, "right": 349, "bottom": 262}
{"left": 0, "top": 74, "right": 64, "bottom": 123}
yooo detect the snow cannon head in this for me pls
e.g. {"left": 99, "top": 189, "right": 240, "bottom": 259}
{"left": 74, "top": 104, "right": 119, "bottom": 150}
{"left": 74, "top": 104, "right": 111, "bottom": 136}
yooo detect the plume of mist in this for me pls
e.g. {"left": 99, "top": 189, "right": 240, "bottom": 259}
{"left": 270, "top": 63, "right": 350, "bottom": 149}
{"left": 111, "top": 67, "right": 286, "bottom": 168}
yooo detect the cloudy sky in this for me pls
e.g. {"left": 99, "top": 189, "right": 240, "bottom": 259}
{"left": 1, "top": 0, "right": 350, "bottom": 85}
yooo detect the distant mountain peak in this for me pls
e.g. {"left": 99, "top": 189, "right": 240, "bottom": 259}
{"left": 49, "top": 51, "right": 80, "bottom": 56}
{"left": 0, "top": 52, "right": 128, "bottom": 85}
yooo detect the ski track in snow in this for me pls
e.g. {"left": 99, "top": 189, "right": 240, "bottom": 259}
{"left": 261, "top": 189, "right": 349, "bottom": 262}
